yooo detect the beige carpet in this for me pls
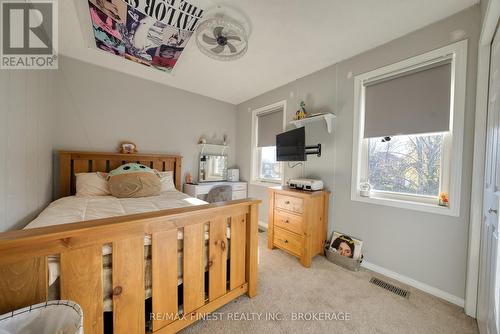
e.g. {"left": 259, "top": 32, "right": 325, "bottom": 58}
{"left": 181, "top": 234, "right": 478, "bottom": 334}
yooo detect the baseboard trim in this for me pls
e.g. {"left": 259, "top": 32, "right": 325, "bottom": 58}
{"left": 361, "top": 261, "right": 465, "bottom": 307}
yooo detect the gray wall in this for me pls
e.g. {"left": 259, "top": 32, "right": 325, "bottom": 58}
{"left": 0, "top": 6, "right": 480, "bottom": 300}
{"left": 480, "top": 0, "right": 490, "bottom": 23}
{"left": 0, "top": 71, "right": 56, "bottom": 231}
{"left": 53, "top": 56, "right": 237, "bottom": 195}
{"left": 235, "top": 6, "right": 480, "bottom": 299}
{"left": 0, "top": 56, "right": 237, "bottom": 229}
{"left": 236, "top": 66, "right": 336, "bottom": 224}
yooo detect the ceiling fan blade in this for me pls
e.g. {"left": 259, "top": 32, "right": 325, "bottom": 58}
{"left": 202, "top": 34, "right": 218, "bottom": 45}
{"left": 225, "top": 35, "right": 241, "bottom": 42}
{"left": 227, "top": 42, "right": 237, "bottom": 53}
{"left": 213, "top": 26, "right": 223, "bottom": 37}
{"left": 211, "top": 44, "right": 225, "bottom": 54}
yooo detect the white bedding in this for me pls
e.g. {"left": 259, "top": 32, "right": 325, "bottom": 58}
{"left": 25, "top": 190, "right": 207, "bottom": 230}
{"left": 26, "top": 190, "right": 208, "bottom": 281}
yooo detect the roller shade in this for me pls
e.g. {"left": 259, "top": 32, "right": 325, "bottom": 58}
{"left": 363, "top": 60, "right": 452, "bottom": 138}
{"left": 257, "top": 109, "right": 283, "bottom": 147}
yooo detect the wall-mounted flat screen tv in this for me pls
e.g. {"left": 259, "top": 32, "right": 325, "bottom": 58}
{"left": 276, "top": 127, "right": 306, "bottom": 161}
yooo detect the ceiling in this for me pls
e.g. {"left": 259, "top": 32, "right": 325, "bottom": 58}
{"left": 61, "top": 0, "right": 478, "bottom": 104}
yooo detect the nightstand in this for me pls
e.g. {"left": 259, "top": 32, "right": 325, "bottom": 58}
{"left": 267, "top": 186, "right": 330, "bottom": 267}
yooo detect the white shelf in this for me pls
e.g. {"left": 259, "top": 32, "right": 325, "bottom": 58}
{"left": 198, "top": 143, "right": 228, "bottom": 155}
{"left": 290, "top": 113, "right": 336, "bottom": 133}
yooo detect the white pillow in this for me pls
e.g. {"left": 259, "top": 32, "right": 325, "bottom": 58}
{"left": 75, "top": 172, "right": 110, "bottom": 197}
{"left": 158, "top": 171, "right": 176, "bottom": 192}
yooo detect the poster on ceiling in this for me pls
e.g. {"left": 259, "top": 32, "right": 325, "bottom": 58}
{"left": 88, "top": 0, "right": 204, "bottom": 72}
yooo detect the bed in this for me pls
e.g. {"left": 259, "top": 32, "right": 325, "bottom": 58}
{"left": 25, "top": 191, "right": 228, "bottom": 312}
{"left": 0, "top": 151, "right": 260, "bottom": 334}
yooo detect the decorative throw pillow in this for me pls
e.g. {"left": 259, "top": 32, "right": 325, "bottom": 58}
{"left": 75, "top": 172, "right": 110, "bottom": 197}
{"left": 158, "top": 171, "right": 176, "bottom": 192}
{"left": 107, "top": 163, "right": 161, "bottom": 198}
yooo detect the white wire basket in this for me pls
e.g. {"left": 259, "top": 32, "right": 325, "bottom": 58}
{"left": 0, "top": 300, "right": 83, "bottom": 334}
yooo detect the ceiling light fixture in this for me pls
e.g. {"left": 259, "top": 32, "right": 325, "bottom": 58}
{"left": 195, "top": 5, "right": 250, "bottom": 61}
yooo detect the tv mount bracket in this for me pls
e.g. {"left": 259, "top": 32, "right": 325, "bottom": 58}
{"left": 305, "top": 144, "right": 321, "bottom": 157}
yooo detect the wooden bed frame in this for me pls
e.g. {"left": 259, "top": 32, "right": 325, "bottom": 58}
{"left": 58, "top": 151, "right": 183, "bottom": 197}
{"left": 0, "top": 151, "right": 260, "bottom": 333}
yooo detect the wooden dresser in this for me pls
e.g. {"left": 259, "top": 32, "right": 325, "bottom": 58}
{"left": 267, "top": 186, "right": 330, "bottom": 267}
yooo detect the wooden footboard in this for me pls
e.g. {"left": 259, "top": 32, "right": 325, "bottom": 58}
{"left": 0, "top": 199, "right": 260, "bottom": 334}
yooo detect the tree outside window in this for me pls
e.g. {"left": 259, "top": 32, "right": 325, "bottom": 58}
{"left": 367, "top": 134, "right": 443, "bottom": 197}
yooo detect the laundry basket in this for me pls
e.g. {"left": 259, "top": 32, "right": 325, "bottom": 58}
{"left": 0, "top": 300, "right": 83, "bottom": 334}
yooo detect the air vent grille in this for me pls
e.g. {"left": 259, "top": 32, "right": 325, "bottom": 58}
{"left": 370, "top": 277, "right": 410, "bottom": 298}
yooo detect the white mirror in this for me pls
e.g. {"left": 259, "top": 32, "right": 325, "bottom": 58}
{"left": 199, "top": 154, "right": 227, "bottom": 182}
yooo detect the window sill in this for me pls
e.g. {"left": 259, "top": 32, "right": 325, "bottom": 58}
{"left": 250, "top": 180, "right": 282, "bottom": 188}
{"left": 351, "top": 193, "right": 459, "bottom": 217}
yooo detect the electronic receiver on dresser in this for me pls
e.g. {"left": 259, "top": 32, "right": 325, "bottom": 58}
{"left": 268, "top": 186, "right": 330, "bottom": 267}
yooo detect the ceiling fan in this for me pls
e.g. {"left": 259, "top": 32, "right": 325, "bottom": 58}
{"left": 195, "top": 5, "right": 250, "bottom": 61}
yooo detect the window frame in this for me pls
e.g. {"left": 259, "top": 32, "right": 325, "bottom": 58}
{"left": 351, "top": 40, "right": 467, "bottom": 216}
{"left": 250, "top": 100, "right": 287, "bottom": 187}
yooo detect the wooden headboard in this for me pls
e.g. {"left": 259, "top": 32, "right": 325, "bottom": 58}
{"left": 59, "top": 151, "right": 182, "bottom": 198}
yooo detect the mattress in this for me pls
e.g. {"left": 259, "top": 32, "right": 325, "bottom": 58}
{"left": 25, "top": 190, "right": 208, "bottom": 230}
{"left": 24, "top": 191, "right": 230, "bottom": 312}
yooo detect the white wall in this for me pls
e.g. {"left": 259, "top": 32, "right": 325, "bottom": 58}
{"left": 53, "top": 56, "right": 237, "bottom": 196}
{"left": 0, "top": 70, "right": 55, "bottom": 231}
{"left": 235, "top": 6, "right": 480, "bottom": 300}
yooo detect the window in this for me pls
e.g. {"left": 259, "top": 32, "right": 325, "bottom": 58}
{"left": 251, "top": 101, "right": 286, "bottom": 185}
{"left": 367, "top": 133, "right": 445, "bottom": 198}
{"left": 258, "top": 146, "right": 281, "bottom": 181}
{"left": 352, "top": 41, "right": 467, "bottom": 216}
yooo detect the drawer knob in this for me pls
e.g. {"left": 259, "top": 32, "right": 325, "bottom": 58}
{"left": 285, "top": 220, "right": 289, "bottom": 223}
{"left": 285, "top": 201, "right": 290, "bottom": 204}
{"left": 284, "top": 239, "right": 288, "bottom": 244}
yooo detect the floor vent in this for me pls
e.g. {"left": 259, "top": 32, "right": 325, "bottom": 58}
{"left": 370, "top": 277, "right": 410, "bottom": 298}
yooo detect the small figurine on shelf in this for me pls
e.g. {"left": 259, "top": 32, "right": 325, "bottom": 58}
{"left": 185, "top": 173, "right": 193, "bottom": 184}
{"left": 294, "top": 100, "right": 307, "bottom": 120}
{"left": 439, "top": 192, "right": 449, "bottom": 207}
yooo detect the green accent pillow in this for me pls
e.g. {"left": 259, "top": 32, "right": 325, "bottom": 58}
{"left": 107, "top": 163, "right": 161, "bottom": 198}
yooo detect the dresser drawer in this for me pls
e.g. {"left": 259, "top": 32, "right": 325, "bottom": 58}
{"left": 232, "top": 190, "right": 247, "bottom": 200}
{"left": 274, "top": 209, "right": 303, "bottom": 235}
{"left": 273, "top": 227, "right": 302, "bottom": 256}
{"left": 231, "top": 183, "right": 247, "bottom": 191}
{"left": 275, "top": 194, "right": 303, "bottom": 214}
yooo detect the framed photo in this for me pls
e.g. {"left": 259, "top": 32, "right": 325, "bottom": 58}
{"left": 329, "top": 231, "right": 363, "bottom": 260}
{"left": 120, "top": 142, "right": 137, "bottom": 154}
